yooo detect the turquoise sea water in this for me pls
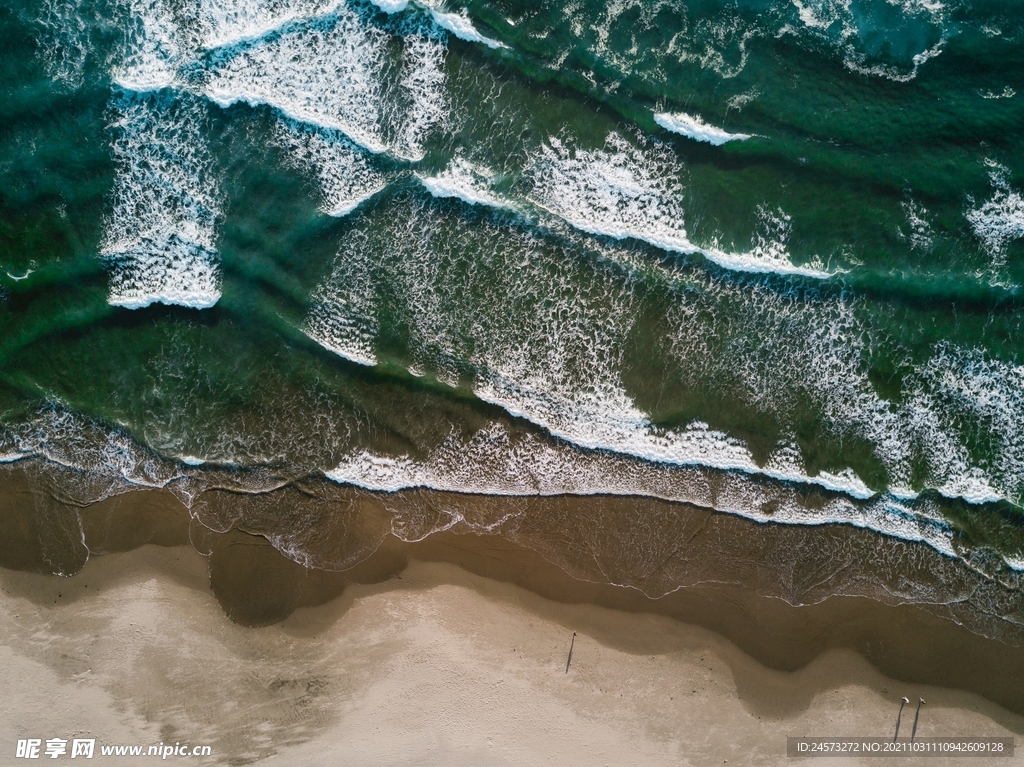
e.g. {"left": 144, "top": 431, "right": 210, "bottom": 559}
{"left": 2, "top": 0, "right": 1024, "bottom": 610}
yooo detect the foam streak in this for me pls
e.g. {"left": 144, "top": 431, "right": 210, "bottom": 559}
{"left": 101, "top": 95, "right": 221, "bottom": 310}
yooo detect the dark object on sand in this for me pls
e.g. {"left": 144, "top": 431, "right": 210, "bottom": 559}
{"left": 911, "top": 698, "right": 926, "bottom": 741}
{"left": 893, "top": 697, "right": 910, "bottom": 741}
{"left": 566, "top": 632, "right": 577, "bottom": 674}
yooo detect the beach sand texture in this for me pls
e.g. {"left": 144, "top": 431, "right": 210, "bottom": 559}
{"left": 1, "top": 538, "right": 1021, "bottom": 766}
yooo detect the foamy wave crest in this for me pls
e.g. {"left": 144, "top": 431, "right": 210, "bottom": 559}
{"left": 204, "top": 7, "right": 389, "bottom": 153}
{"left": 325, "top": 423, "right": 971, "bottom": 561}
{"left": 100, "top": 94, "right": 221, "bottom": 310}
{"left": 695, "top": 249, "right": 830, "bottom": 278}
{"left": 308, "top": 197, "right": 1024, "bottom": 514}
{"left": 417, "top": 157, "right": 512, "bottom": 210}
{"left": 113, "top": 0, "right": 184, "bottom": 91}
{"left": 395, "top": 35, "right": 449, "bottom": 161}
{"left": 529, "top": 133, "right": 697, "bottom": 251}
{"left": 304, "top": 229, "right": 380, "bottom": 366}
{"left": 276, "top": 120, "right": 387, "bottom": 217}
{"left": 2, "top": 406, "right": 180, "bottom": 494}
{"left": 918, "top": 347, "right": 1024, "bottom": 505}
{"left": 715, "top": 204, "right": 830, "bottom": 278}
{"left": 425, "top": 6, "right": 506, "bottom": 49}
{"left": 308, "top": 203, "right": 856, "bottom": 503}
{"left": 472, "top": 374, "right": 875, "bottom": 499}
{"left": 843, "top": 38, "right": 946, "bottom": 84}
{"left": 665, "top": 277, "right": 1024, "bottom": 510}
{"left": 653, "top": 111, "right": 751, "bottom": 146}
{"left": 368, "top": 0, "right": 409, "bottom": 12}
{"left": 967, "top": 166, "right": 1024, "bottom": 266}
{"left": 529, "top": 133, "right": 830, "bottom": 278}
{"left": 196, "top": 0, "right": 341, "bottom": 50}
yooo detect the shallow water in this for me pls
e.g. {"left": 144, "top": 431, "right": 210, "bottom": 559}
{"left": 2, "top": 0, "right": 1024, "bottom": 630}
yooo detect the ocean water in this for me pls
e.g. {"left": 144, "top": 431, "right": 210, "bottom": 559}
{"left": 2, "top": 0, "right": 1024, "bottom": 628}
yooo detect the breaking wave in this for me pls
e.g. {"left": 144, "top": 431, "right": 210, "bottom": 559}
{"left": 528, "top": 133, "right": 830, "bottom": 278}
{"left": 653, "top": 111, "right": 751, "bottom": 146}
{"left": 100, "top": 94, "right": 222, "bottom": 309}
{"left": 203, "top": 6, "right": 390, "bottom": 153}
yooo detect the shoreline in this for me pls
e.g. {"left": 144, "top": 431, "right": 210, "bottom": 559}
{"left": 1, "top": 544, "right": 1021, "bottom": 766}
{"left": 214, "top": 529, "right": 1024, "bottom": 721}
{"left": 2, "top": 460, "right": 1024, "bottom": 719}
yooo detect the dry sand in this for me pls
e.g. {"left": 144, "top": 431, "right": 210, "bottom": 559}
{"left": 0, "top": 544, "right": 1019, "bottom": 766}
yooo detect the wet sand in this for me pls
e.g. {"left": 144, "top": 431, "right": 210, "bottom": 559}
{"left": 1, "top": 462, "right": 1023, "bottom": 763}
{"left": 0, "top": 543, "right": 1020, "bottom": 766}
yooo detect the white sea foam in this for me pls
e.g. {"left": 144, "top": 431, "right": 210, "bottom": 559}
{"left": 425, "top": 7, "right": 506, "bottom": 49}
{"left": 937, "top": 472, "right": 1003, "bottom": 505}
{"left": 653, "top": 111, "right": 751, "bottom": 146}
{"left": 276, "top": 120, "right": 387, "bottom": 217}
{"left": 301, "top": 186, "right": 1024, "bottom": 538}
{"left": 789, "top": 0, "right": 949, "bottom": 82}
{"left": 980, "top": 87, "right": 1015, "bottom": 100}
{"left": 204, "top": 7, "right": 389, "bottom": 153}
{"left": 726, "top": 90, "right": 760, "bottom": 111}
{"left": 843, "top": 39, "right": 946, "bottom": 83}
{"left": 417, "top": 157, "right": 512, "bottom": 210}
{"left": 368, "top": 0, "right": 410, "bottom": 12}
{"left": 666, "top": 271, "right": 1024, "bottom": 514}
{"left": 696, "top": 249, "right": 830, "bottom": 278}
{"left": 306, "top": 176, "right": 1022, "bottom": 562}
{"left": 548, "top": 0, "right": 948, "bottom": 85}
{"left": 9, "top": 404, "right": 963, "bottom": 570}
{"left": 325, "top": 423, "right": 968, "bottom": 563}
{"left": 328, "top": 452, "right": 417, "bottom": 491}
{"left": 917, "top": 346, "right": 1024, "bottom": 504}
{"left": 5, "top": 407, "right": 180, "bottom": 492}
{"left": 112, "top": 0, "right": 184, "bottom": 92}
{"left": 529, "top": 133, "right": 830, "bottom": 278}
{"left": 791, "top": 0, "right": 832, "bottom": 30}
{"left": 899, "top": 198, "right": 934, "bottom": 252}
{"left": 196, "top": 0, "right": 341, "bottom": 50}
{"left": 704, "top": 205, "right": 831, "bottom": 277}
{"left": 668, "top": 282, "right": 906, "bottom": 497}
{"left": 396, "top": 35, "right": 449, "bottom": 161}
{"left": 101, "top": 95, "right": 221, "bottom": 310}
{"left": 305, "top": 229, "right": 380, "bottom": 366}
{"left": 474, "top": 367, "right": 877, "bottom": 499}
{"left": 36, "top": 0, "right": 91, "bottom": 90}
{"left": 308, "top": 203, "right": 855, "bottom": 510}
{"left": 529, "top": 133, "right": 698, "bottom": 251}
{"left": 967, "top": 169, "right": 1024, "bottom": 265}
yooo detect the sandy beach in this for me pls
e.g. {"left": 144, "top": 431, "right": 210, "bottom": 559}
{"left": 6, "top": 0, "right": 1024, "bottom": 762}
{"left": 1, "top": 538, "right": 1020, "bottom": 766}
{"left": 3, "top": 462, "right": 1024, "bottom": 766}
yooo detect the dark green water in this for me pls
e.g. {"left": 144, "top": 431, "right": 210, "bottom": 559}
{"left": 2, "top": 0, "right": 1024, "bottom": 606}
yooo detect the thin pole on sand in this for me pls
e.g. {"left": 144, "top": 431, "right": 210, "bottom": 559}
{"left": 565, "top": 632, "right": 577, "bottom": 674}
{"left": 893, "top": 697, "right": 910, "bottom": 742}
{"left": 911, "top": 699, "right": 925, "bottom": 742}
